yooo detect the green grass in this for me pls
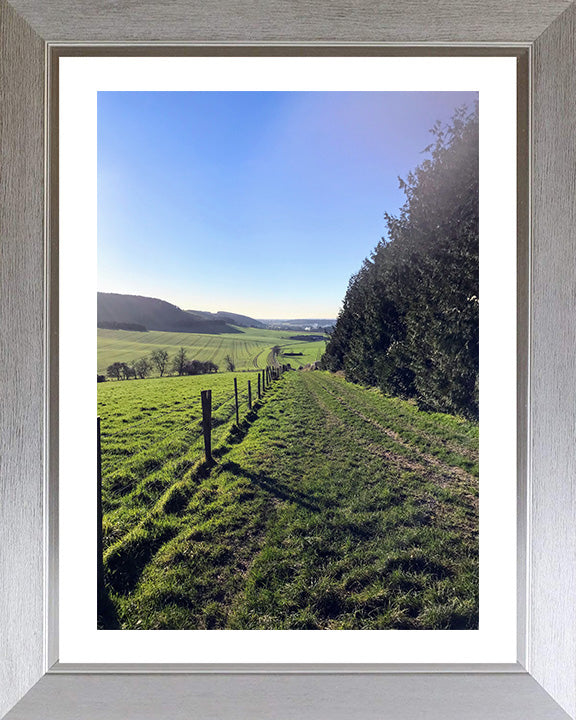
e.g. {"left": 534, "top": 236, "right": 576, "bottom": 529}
{"left": 99, "top": 370, "right": 478, "bottom": 630}
{"left": 98, "top": 371, "right": 259, "bottom": 551}
{"left": 98, "top": 326, "right": 326, "bottom": 374}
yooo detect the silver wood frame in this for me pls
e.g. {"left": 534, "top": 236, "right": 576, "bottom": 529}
{"left": 1, "top": 2, "right": 575, "bottom": 718}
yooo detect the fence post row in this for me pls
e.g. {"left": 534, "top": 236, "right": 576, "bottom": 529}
{"left": 201, "top": 389, "right": 213, "bottom": 463}
{"left": 234, "top": 377, "right": 239, "bottom": 426}
{"left": 98, "top": 363, "right": 288, "bottom": 595}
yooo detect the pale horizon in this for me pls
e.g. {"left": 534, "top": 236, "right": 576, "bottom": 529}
{"left": 97, "top": 286, "right": 340, "bottom": 320}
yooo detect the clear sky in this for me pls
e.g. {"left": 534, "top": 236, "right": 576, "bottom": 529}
{"left": 97, "top": 91, "right": 477, "bottom": 318}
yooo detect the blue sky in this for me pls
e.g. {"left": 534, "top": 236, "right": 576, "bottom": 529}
{"left": 98, "top": 91, "right": 477, "bottom": 318}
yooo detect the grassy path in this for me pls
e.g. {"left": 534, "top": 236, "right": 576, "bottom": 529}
{"left": 101, "top": 371, "right": 478, "bottom": 630}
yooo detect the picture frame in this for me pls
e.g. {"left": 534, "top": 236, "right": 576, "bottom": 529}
{"left": 1, "top": 1, "right": 575, "bottom": 718}
{"left": 61, "top": 53, "right": 513, "bottom": 662}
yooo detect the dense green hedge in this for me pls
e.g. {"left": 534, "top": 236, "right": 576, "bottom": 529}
{"left": 322, "top": 106, "right": 479, "bottom": 420}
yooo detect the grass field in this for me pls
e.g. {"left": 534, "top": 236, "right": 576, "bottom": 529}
{"left": 97, "top": 326, "right": 326, "bottom": 375}
{"left": 98, "top": 372, "right": 256, "bottom": 551}
{"left": 99, "top": 370, "right": 478, "bottom": 630}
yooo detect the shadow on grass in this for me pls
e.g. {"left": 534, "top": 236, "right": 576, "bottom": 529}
{"left": 220, "top": 460, "right": 323, "bottom": 513}
{"left": 97, "top": 585, "right": 121, "bottom": 629}
{"left": 104, "top": 523, "right": 178, "bottom": 596}
{"left": 225, "top": 408, "right": 261, "bottom": 445}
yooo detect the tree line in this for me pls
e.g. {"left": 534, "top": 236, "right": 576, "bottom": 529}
{"left": 100, "top": 347, "right": 219, "bottom": 382}
{"left": 322, "top": 105, "right": 479, "bottom": 420}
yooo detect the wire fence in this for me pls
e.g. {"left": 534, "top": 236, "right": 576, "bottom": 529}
{"left": 97, "top": 364, "right": 290, "bottom": 507}
{"left": 96, "top": 364, "right": 297, "bottom": 597}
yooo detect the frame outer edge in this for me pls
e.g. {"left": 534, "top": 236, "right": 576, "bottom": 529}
{"left": 531, "top": 3, "right": 576, "bottom": 718}
{"left": 0, "top": 0, "right": 46, "bottom": 717}
{"left": 1, "top": 0, "right": 576, "bottom": 718}
{"left": 2, "top": 0, "right": 575, "bottom": 44}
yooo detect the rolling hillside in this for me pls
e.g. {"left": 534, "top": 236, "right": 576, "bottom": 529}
{"left": 97, "top": 326, "right": 326, "bottom": 374}
{"left": 98, "top": 292, "right": 240, "bottom": 334}
{"left": 187, "top": 309, "right": 266, "bottom": 329}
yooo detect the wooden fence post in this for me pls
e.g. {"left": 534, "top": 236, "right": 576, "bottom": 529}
{"left": 201, "top": 389, "right": 213, "bottom": 463}
{"left": 97, "top": 417, "right": 104, "bottom": 606}
{"left": 248, "top": 380, "right": 252, "bottom": 410}
{"left": 234, "top": 377, "right": 239, "bottom": 426}
{"left": 257, "top": 372, "right": 261, "bottom": 399}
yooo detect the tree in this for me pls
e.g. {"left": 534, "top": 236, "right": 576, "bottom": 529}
{"left": 172, "top": 347, "right": 187, "bottom": 376}
{"left": 134, "top": 357, "right": 151, "bottom": 379}
{"left": 150, "top": 349, "right": 169, "bottom": 377}
{"left": 183, "top": 360, "right": 202, "bottom": 376}
{"left": 106, "top": 362, "right": 124, "bottom": 381}
{"left": 322, "top": 104, "right": 479, "bottom": 419}
{"left": 182, "top": 360, "right": 219, "bottom": 376}
{"left": 224, "top": 354, "right": 235, "bottom": 372}
{"left": 124, "top": 362, "right": 137, "bottom": 380}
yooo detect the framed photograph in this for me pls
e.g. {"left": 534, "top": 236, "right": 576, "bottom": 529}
{"left": 1, "top": 2, "right": 575, "bottom": 719}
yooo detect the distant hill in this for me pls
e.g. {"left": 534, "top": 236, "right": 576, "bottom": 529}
{"left": 260, "top": 319, "right": 335, "bottom": 331}
{"left": 269, "top": 319, "right": 336, "bottom": 325}
{"left": 98, "top": 293, "right": 241, "bottom": 334}
{"left": 186, "top": 309, "right": 266, "bottom": 329}
{"left": 288, "top": 335, "right": 327, "bottom": 342}
{"left": 97, "top": 320, "right": 148, "bottom": 332}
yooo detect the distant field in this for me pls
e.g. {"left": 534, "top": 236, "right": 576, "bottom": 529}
{"left": 99, "top": 370, "right": 478, "bottom": 630}
{"left": 97, "top": 326, "right": 326, "bottom": 374}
